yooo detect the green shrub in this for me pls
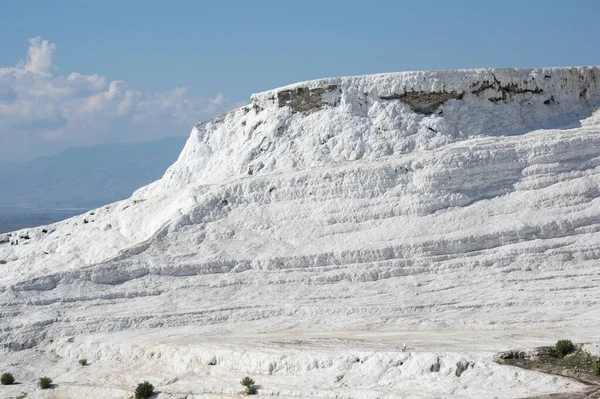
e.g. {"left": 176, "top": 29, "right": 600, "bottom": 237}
{"left": 241, "top": 376, "right": 255, "bottom": 387}
{"left": 241, "top": 376, "right": 258, "bottom": 395}
{"left": 1, "top": 372, "right": 15, "bottom": 385}
{"left": 555, "top": 340, "right": 575, "bottom": 358}
{"left": 79, "top": 359, "right": 87, "bottom": 366}
{"left": 245, "top": 385, "right": 258, "bottom": 395}
{"left": 594, "top": 361, "right": 600, "bottom": 376}
{"left": 135, "top": 381, "right": 154, "bottom": 399}
{"left": 39, "top": 377, "right": 52, "bottom": 389}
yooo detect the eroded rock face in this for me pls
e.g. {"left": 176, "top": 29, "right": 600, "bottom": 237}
{"left": 430, "top": 357, "right": 441, "bottom": 372}
{"left": 148, "top": 67, "right": 600, "bottom": 193}
{"left": 470, "top": 73, "right": 544, "bottom": 102}
{"left": 455, "top": 360, "right": 473, "bottom": 377}
{"left": 276, "top": 85, "right": 340, "bottom": 113}
{"left": 380, "top": 91, "right": 464, "bottom": 114}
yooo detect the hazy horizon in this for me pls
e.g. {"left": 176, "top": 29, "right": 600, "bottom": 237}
{"left": 0, "top": 136, "right": 187, "bottom": 232}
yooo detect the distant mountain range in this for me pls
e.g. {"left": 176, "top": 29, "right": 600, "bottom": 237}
{"left": 0, "top": 136, "right": 187, "bottom": 211}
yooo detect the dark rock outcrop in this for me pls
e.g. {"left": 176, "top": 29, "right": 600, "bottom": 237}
{"left": 455, "top": 360, "right": 473, "bottom": 377}
{"left": 430, "top": 357, "right": 441, "bottom": 372}
{"left": 277, "top": 85, "right": 340, "bottom": 113}
{"left": 470, "top": 73, "right": 544, "bottom": 102}
{"left": 380, "top": 91, "right": 464, "bottom": 114}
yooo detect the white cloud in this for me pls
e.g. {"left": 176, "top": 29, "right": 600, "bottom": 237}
{"left": 23, "top": 37, "right": 56, "bottom": 75}
{"left": 0, "top": 37, "right": 229, "bottom": 161}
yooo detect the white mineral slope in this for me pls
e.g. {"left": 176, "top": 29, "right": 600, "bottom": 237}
{"left": 1, "top": 67, "right": 600, "bottom": 398}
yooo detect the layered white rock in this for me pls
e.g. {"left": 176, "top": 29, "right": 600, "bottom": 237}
{"left": 145, "top": 67, "right": 599, "bottom": 193}
{"left": 1, "top": 67, "right": 599, "bottom": 398}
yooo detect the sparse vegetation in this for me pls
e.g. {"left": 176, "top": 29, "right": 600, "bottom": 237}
{"left": 241, "top": 376, "right": 258, "bottom": 395}
{"left": 555, "top": 339, "right": 575, "bottom": 358}
{"left": 496, "top": 344, "right": 600, "bottom": 386}
{"left": 79, "top": 358, "right": 87, "bottom": 366}
{"left": 135, "top": 381, "right": 154, "bottom": 399}
{"left": 39, "top": 376, "right": 52, "bottom": 389}
{"left": 1, "top": 372, "right": 15, "bottom": 385}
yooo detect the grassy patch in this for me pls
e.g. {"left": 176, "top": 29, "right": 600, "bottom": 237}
{"left": 498, "top": 346, "right": 600, "bottom": 385}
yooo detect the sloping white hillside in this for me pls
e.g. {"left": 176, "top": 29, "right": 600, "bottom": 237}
{"left": 1, "top": 67, "right": 599, "bottom": 398}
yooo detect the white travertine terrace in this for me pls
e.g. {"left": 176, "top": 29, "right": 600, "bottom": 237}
{"left": 1, "top": 67, "right": 599, "bottom": 398}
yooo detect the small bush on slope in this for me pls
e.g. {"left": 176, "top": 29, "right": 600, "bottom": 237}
{"left": 555, "top": 340, "right": 575, "bottom": 358}
{"left": 1, "top": 372, "right": 15, "bottom": 385}
{"left": 594, "top": 361, "right": 600, "bottom": 376}
{"left": 79, "top": 359, "right": 87, "bottom": 366}
{"left": 241, "top": 376, "right": 258, "bottom": 395}
{"left": 38, "top": 377, "right": 52, "bottom": 389}
{"left": 135, "top": 381, "right": 154, "bottom": 399}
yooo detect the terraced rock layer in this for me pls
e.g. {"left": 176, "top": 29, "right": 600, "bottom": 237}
{"left": 1, "top": 67, "right": 599, "bottom": 398}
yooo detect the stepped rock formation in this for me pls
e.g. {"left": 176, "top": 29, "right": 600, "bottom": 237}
{"left": 1, "top": 67, "right": 600, "bottom": 398}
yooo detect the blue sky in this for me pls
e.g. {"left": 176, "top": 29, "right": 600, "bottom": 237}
{"left": 1, "top": 0, "right": 599, "bottom": 161}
